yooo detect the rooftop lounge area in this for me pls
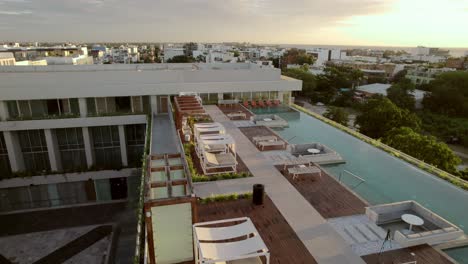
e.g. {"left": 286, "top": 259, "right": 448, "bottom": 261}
{"left": 139, "top": 99, "right": 465, "bottom": 264}
{"left": 366, "top": 201, "right": 465, "bottom": 248}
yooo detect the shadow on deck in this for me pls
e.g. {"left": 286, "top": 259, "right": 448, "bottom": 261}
{"left": 275, "top": 165, "right": 368, "bottom": 219}
{"left": 197, "top": 196, "right": 318, "bottom": 264}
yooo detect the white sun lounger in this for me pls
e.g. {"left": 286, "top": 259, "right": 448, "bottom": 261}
{"left": 252, "top": 136, "right": 277, "bottom": 144}
{"left": 288, "top": 165, "right": 322, "bottom": 180}
{"left": 194, "top": 217, "right": 270, "bottom": 264}
{"left": 227, "top": 111, "right": 247, "bottom": 119}
{"left": 257, "top": 140, "right": 285, "bottom": 150}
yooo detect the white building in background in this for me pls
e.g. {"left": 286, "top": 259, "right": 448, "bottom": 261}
{"left": 15, "top": 59, "right": 47, "bottom": 66}
{"left": 206, "top": 50, "right": 236, "bottom": 63}
{"left": 405, "top": 66, "right": 456, "bottom": 85}
{"left": 0, "top": 63, "right": 300, "bottom": 212}
{"left": 163, "top": 47, "right": 185, "bottom": 62}
{"left": 0, "top": 52, "right": 16, "bottom": 66}
{"left": 306, "top": 48, "right": 347, "bottom": 66}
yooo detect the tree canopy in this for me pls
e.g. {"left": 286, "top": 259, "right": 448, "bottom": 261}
{"left": 166, "top": 55, "right": 195, "bottom": 63}
{"left": 383, "top": 127, "right": 461, "bottom": 173}
{"left": 282, "top": 65, "right": 364, "bottom": 104}
{"left": 281, "top": 48, "right": 315, "bottom": 67}
{"left": 355, "top": 96, "right": 421, "bottom": 138}
{"left": 323, "top": 106, "right": 349, "bottom": 126}
{"left": 422, "top": 71, "right": 468, "bottom": 117}
{"left": 387, "top": 78, "right": 416, "bottom": 110}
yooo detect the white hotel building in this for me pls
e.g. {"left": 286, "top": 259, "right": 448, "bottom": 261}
{"left": 0, "top": 63, "right": 301, "bottom": 212}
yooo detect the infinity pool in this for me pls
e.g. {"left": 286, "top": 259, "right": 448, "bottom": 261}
{"left": 251, "top": 107, "right": 468, "bottom": 262}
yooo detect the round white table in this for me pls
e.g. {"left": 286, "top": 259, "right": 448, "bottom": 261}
{"left": 263, "top": 118, "right": 273, "bottom": 122}
{"left": 307, "top": 148, "right": 321, "bottom": 154}
{"left": 401, "top": 214, "right": 424, "bottom": 231}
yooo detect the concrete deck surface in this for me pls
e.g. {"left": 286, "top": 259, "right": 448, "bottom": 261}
{"left": 194, "top": 105, "right": 365, "bottom": 264}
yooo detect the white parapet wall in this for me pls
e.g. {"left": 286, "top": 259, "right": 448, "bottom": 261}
{"left": 366, "top": 201, "right": 464, "bottom": 247}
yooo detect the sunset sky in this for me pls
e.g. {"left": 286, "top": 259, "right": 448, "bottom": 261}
{"left": 1, "top": 0, "right": 467, "bottom": 47}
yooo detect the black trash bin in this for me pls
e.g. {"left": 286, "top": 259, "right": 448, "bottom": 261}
{"left": 252, "top": 184, "right": 264, "bottom": 205}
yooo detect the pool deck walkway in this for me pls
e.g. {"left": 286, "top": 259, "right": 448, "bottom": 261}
{"left": 151, "top": 113, "right": 180, "bottom": 155}
{"left": 194, "top": 105, "right": 365, "bottom": 264}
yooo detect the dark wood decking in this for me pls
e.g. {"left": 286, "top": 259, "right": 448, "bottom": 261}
{"left": 197, "top": 196, "right": 317, "bottom": 264}
{"left": 362, "top": 244, "right": 454, "bottom": 264}
{"left": 276, "top": 165, "right": 368, "bottom": 219}
{"left": 218, "top": 104, "right": 253, "bottom": 120}
{"left": 239, "top": 126, "right": 287, "bottom": 151}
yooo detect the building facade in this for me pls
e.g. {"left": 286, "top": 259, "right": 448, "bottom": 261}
{"left": 0, "top": 63, "right": 301, "bottom": 212}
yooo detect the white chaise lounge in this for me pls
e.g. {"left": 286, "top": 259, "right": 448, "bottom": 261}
{"left": 193, "top": 217, "right": 270, "bottom": 264}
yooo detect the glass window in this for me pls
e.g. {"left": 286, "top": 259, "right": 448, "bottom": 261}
{"left": 131, "top": 96, "right": 143, "bottom": 113}
{"left": 46, "top": 99, "right": 60, "bottom": 116}
{"left": 252, "top": 92, "right": 262, "bottom": 100}
{"left": 18, "top": 130, "right": 50, "bottom": 173}
{"left": 200, "top": 93, "right": 209, "bottom": 104}
{"left": 106, "top": 97, "right": 116, "bottom": 113}
{"left": 223, "top": 92, "right": 233, "bottom": 100}
{"left": 96, "top": 97, "right": 107, "bottom": 114}
{"left": 56, "top": 128, "right": 87, "bottom": 171}
{"left": 69, "top": 98, "right": 79, "bottom": 115}
{"left": 91, "top": 126, "right": 122, "bottom": 169}
{"left": 270, "top": 91, "right": 279, "bottom": 100}
{"left": 86, "top": 98, "right": 97, "bottom": 115}
{"left": 260, "top": 92, "right": 269, "bottom": 100}
{"left": 125, "top": 124, "right": 146, "bottom": 167}
{"left": 142, "top": 96, "right": 150, "bottom": 113}
{"left": 242, "top": 92, "right": 251, "bottom": 100}
{"left": 0, "top": 133, "right": 11, "bottom": 178}
{"left": 233, "top": 92, "right": 242, "bottom": 100}
{"left": 116, "top": 97, "right": 131, "bottom": 113}
{"left": 6, "top": 101, "right": 19, "bottom": 119}
{"left": 30, "top": 100, "right": 48, "bottom": 117}
{"left": 18, "top": 100, "right": 31, "bottom": 117}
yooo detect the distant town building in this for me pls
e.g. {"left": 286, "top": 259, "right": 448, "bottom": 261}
{"left": 0, "top": 52, "right": 15, "bottom": 66}
{"left": 405, "top": 66, "right": 455, "bottom": 85}
{"left": 356, "top": 83, "right": 426, "bottom": 108}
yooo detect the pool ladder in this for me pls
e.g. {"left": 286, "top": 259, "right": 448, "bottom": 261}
{"left": 339, "top": 170, "right": 366, "bottom": 189}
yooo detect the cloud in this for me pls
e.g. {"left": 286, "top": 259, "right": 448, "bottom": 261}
{"left": 0, "top": 0, "right": 397, "bottom": 43}
{"left": 0, "top": 10, "right": 31, "bottom": 15}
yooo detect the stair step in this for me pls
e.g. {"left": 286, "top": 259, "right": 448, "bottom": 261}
{"left": 366, "top": 223, "right": 387, "bottom": 239}
{"left": 344, "top": 226, "right": 368, "bottom": 243}
{"left": 356, "top": 224, "right": 379, "bottom": 241}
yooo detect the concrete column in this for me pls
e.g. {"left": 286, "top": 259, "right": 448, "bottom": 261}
{"left": 150, "top": 95, "right": 158, "bottom": 114}
{"left": 44, "top": 129, "right": 62, "bottom": 172}
{"left": 0, "top": 101, "right": 8, "bottom": 121}
{"left": 118, "top": 125, "right": 128, "bottom": 167}
{"left": 82, "top": 127, "right": 95, "bottom": 168}
{"left": 78, "top": 98, "right": 87, "bottom": 117}
{"left": 217, "top": 93, "right": 223, "bottom": 100}
{"left": 3, "top": 131, "right": 25, "bottom": 172}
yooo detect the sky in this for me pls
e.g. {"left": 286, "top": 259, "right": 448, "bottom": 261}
{"left": 1, "top": 0, "right": 468, "bottom": 47}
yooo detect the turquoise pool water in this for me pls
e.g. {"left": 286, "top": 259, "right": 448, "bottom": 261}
{"left": 251, "top": 107, "right": 468, "bottom": 262}
{"left": 444, "top": 246, "right": 468, "bottom": 263}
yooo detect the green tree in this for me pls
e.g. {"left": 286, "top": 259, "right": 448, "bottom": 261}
{"left": 282, "top": 68, "right": 317, "bottom": 98}
{"left": 323, "top": 106, "right": 349, "bottom": 126}
{"left": 387, "top": 78, "right": 416, "bottom": 110}
{"left": 355, "top": 97, "right": 421, "bottom": 138}
{"left": 383, "top": 127, "right": 461, "bottom": 173}
{"left": 422, "top": 71, "right": 468, "bottom": 117}
{"left": 166, "top": 55, "right": 195, "bottom": 63}
{"left": 281, "top": 49, "right": 315, "bottom": 68}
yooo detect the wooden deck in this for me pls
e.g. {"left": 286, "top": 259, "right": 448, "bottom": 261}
{"left": 239, "top": 126, "right": 287, "bottom": 151}
{"left": 218, "top": 104, "right": 253, "bottom": 120}
{"left": 276, "top": 165, "right": 368, "bottom": 219}
{"left": 362, "top": 244, "right": 454, "bottom": 264}
{"left": 197, "top": 196, "right": 318, "bottom": 264}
